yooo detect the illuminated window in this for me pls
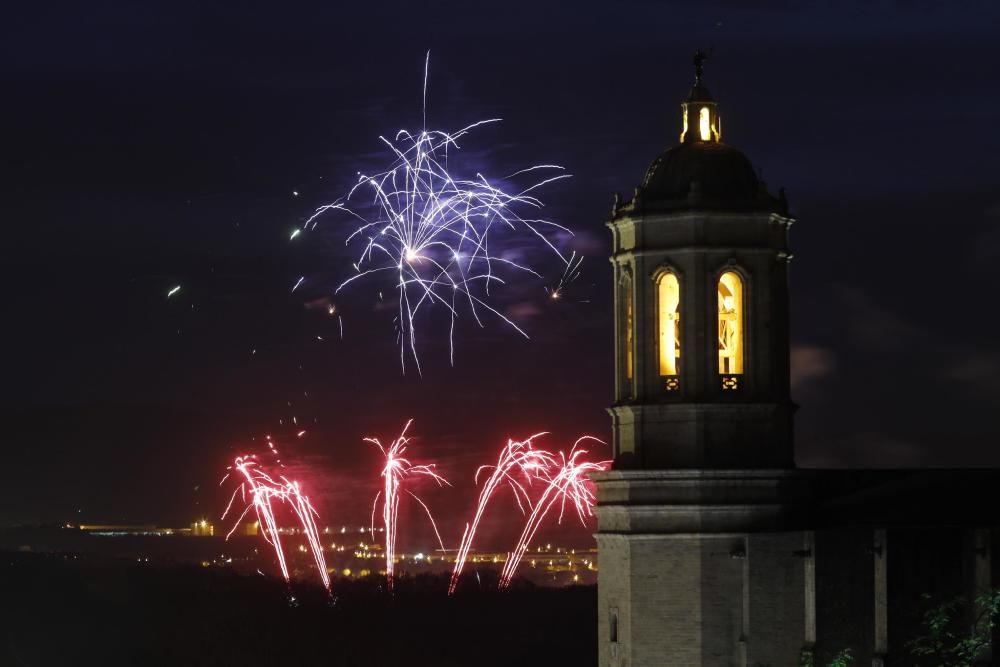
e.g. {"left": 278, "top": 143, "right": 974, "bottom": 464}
{"left": 699, "top": 107, "right": 711, "bottom": 141}
{"left": 657, "top": 272, "right": 680, "bottom": 380}
{"left": 718, "top": 271, "right": 744, "bottom": 376}
{"left": 624, "top": 277, "right": 634, "bottom": 384}
{"left": 681, "top": 109, "right": 689, "bottom": 142}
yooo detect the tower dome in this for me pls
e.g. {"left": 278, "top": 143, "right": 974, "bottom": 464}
{"left": 625, "top": 51, "right": 784, "bottom": 214}
{"left": 641, "top": 141, "right": 761, "bottom": 203}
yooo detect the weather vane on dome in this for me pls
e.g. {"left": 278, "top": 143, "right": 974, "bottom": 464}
{"left": 693, "top": 50, "right": 707, "bottom": 85}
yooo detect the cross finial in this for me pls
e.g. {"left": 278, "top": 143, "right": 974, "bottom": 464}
{"left": 693, "top": 50, "right": 707, "bottom": 85}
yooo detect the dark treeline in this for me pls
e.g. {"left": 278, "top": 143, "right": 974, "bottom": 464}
{"left": 0, "top": 552, "right": 596, "bottom": 666}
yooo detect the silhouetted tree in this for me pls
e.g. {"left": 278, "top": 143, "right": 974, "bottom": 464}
{"left": 908, "top": 589, "right": 1000, "bottom": 666}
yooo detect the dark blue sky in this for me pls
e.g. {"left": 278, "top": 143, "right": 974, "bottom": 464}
{"left": 2, "top": 1, "right": 999, "bottom": 537}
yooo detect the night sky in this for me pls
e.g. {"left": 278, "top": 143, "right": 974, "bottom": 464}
{"left": 3, "top": 1, "right": 999, "bottom": 542}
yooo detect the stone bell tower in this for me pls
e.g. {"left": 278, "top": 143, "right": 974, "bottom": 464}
{"left": 594, "top": 53, "right": 811, "bottom": 667}
{"left": 608, "top": 50, "right": 795, "bottom": 470}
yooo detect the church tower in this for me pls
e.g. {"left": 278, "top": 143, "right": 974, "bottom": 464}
{"left": 608, "top": 51, "right": 795, "bottom": 470}
{"left": 595, "top": 54, "right": 812, "bottom": 667}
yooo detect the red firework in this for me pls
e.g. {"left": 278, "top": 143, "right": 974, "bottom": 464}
{"left": 497, "top": 437, "right": 609, "bottom": 590}
{"left": 221, "top": 446, "right": 330, "bottom": 590}
{"left": 366, "top": 420, "right": 449, "bottom": 590}
{"left": 448, "top": 434, "right": 556, "bottom": 595}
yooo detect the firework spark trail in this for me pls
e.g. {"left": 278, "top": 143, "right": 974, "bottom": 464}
{"left": 222, "top": 456, "right": 291, "bottom": 582}
{"left": 447, "top": 434, "right": 556, "bottom": 595}
{"left": 221, "top": 452, "right": 330, "bottom": 590}
{"left": 366, "top": 420, "right": 449, "bottom": 590}
{"left": 280, "top": 478, "right": 331, "bottom": 590}
{"left": 497, "top": 438, "right": 610, "bottom": 590}
{"left": 546, "top": 251, "right": 584, "bottom": 301}
{"left": 302, "top": 54, "right": 576, "bottom": 372}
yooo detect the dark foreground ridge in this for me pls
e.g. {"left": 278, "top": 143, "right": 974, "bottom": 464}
{"left": 0, "top": 552, "right": 597, "bottom": 667}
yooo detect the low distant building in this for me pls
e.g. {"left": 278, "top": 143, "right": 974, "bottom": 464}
{"left": 190, "top": 520, "right": 214, "bottom": 537}
{"left": 79, "top": 524, "right": 179, "bottom": 536}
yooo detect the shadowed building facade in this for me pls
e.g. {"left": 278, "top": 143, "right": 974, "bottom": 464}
{"left": 593, "top": 54, "right": 1000, "bottom": 667}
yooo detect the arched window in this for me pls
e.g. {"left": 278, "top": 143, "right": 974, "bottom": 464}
{"left": 624, "top": 276, "right": 634, "bottom": 385}
{"left": 699, "top": 106, "right": 712, "bottom": 141}
{"left": 657, "top": 272, "right": 680, "bottom": 387}
{"left": 718, "top": 271, "right": 744, "bottom": 380}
